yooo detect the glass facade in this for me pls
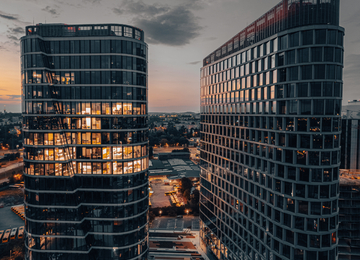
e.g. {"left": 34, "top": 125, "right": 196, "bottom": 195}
{"left": 21, "top": 24, "right": 149, "bottom": 260}
{"left": 203, "top": 0, "right": 340, "bottom": 66}
{"left": 340, "top": 119, "right": 360, "bottom": 170}
{"left": 199, "top": 1, "right": 344, "bottom": 260}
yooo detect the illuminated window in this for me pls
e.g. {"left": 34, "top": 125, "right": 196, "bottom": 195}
{"left": 123, "top": 103, "right": 132, "bottom": 115}
{"left": 112, "top": 102, "right": 122, "bottom": 115}
{"left": 123, "top": 146, "right": 133, "bottom": 159}
{"left": 92, "top": 133, "right": 101, "bottom": 144}
{"left": 113, "top": 161, "right": 123, "bottom": 174}
{"left": 113, "top": 147, "right": 122, "bottom": 159}
{"left": 102, "top": 147, "right": 111, "bottom": 159}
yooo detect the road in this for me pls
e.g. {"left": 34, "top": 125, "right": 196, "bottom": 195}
{"left": 0, "top": 162, "right": 23, "bottom": 180}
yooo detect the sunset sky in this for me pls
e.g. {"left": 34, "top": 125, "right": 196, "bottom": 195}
{"left": 1, "top": 0, "right": 360, "bottom": 113}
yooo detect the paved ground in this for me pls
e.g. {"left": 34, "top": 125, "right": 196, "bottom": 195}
{"left": 151, "top": 216, "right": 200, "bottom": 231}
{"left": 0, "top": 188, "right": 24, "bottom": 207}
{"left": 0, "top": 206, "right": 24, "bottom": 231}
{"left": 0, "top": 161, "right": 23, "bottom": 180}
{"left": 150, "top": 182, "right": 173, "bottom": 208}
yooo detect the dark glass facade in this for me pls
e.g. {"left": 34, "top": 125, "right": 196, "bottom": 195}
{"left": 199, "top": 1, "right": 343, "bottom": 259}
{"left": 340, "top": 119, "right": 360, "bottom": 170}
{"left": 21, "top": 24, "right": 149, "bottom": 260}
{"left": 203, "top": 0, "right": 340, "bottom": 66}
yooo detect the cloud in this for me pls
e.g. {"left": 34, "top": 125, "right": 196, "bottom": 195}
{"left": 7, "top": 35, "right": 18, "bottom": 41}
{"left": 83, "top": 0, "right": 102, "bottom": 3}
{"left": 8, "top": 95, "right": 21, "bottom": 99}
{"left": 344, "top": 54, "right": 360, "bottom": 78}
{"left": 188, "top": 61, "right": 201, "bottom": 65}
{"left": 7, "top": 26, "right": 25, "bottom": 35}
{"left": 42, "top": 5, "right": 60, "bottom": 16}
{"left": 114, "top": 1, "right": 202, "bottom": 46}
{"left": 117, "top": 0, "right": 170, "bottom": 16}
{"left": 6, "top": 27, "right": 23, "bottom": 45}
{"left": 205, "top": 37, "right": 217, "bottom": 41}
{"left": 113, "top": 8, "right": 123, "bottom": 15}
{"left": 0, "top": 11, "right": 19, "bottom": 21}
{"left": 0, "top": 95, "right": 21, "bottom": 101}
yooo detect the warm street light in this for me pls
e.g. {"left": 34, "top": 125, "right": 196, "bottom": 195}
{"left": 186, "top": 209, "right": 189, "bottom": 215}
{"left": 159, "top": 210, "right": 162, "bottom": 216}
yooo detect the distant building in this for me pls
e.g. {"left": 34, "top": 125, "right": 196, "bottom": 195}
{"left": 149, "top": 158, "right": 200, "bottom": 180}
{"left": 340, "top": 119, "right": 360, "bottom": 170}
{"left": 341, "top": 100, "right": 360, "bottom": 170}
{"left": 338, "top": 170, "right": 360, "bottom": 260}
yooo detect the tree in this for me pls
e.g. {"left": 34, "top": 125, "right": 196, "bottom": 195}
{"left": 183, "top": 190, "right": 191, "bottom": 201}
{"left": 160, "top": 138, "right": 168, "bottom": 147}
{"left": 179, "top": 137, "right": 189, "bottom": 146}
{"left": 149, "top": 146, "right": 154, "bottom": 158}
{"left": 180, "top": 177, "right": 192, "bottom": 194}
{"left": 191, "top": 189, "right": 200, "bottom": 205}
{"left": 149, "top": 211, "right": 156, "bottom": 222}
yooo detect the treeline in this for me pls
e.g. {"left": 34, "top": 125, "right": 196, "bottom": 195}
{"left": 149, "top": 122, "right": 199, "bottom": 147}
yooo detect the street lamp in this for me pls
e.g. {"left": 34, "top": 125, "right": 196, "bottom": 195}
{"left": 159, "top": 210, "right": 162, "bottom": 216}
{"left": 186, "top": 209, "right": 189, "bottom": 215}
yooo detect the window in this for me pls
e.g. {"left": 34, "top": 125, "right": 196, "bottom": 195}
{"left": 112, "top": 102, "right": 122, "bottom": 115}
{"left": 324, "top": 47, "right": 334, "bottom": 62}
{"left": 289, "top": 32, "right": 299, "bottom": 47}
{"left": 301, "top": 65, "right": 312, "bottom": 80}
{"left": 287, "top": 50, "right": 296, "bottom": 65}
{"left": 123, "top": 103, "right": 132, "bottom": 115}
{"left": 302, "top": 30, "right": 313, "bottom": 45}
{"left": 277, "top": 53, "right": 284, "bottom": 66}
{"left": 315, "top": 30, "right": 326, "bottom": 44}
{"left": 298, "top": 48, "right": 309, "bottom": 63}
{"left": 314, "top": 65, "right": 325, "bottom": 79}
{"left": 311, "top": 47, "right": 322, "bottom": 62}
{"left": 288, "top": 67, "right": 298, "bottom": 81}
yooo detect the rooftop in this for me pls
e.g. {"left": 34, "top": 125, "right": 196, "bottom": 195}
{"left": 24, "top": 23, "right": 144, "bottom": 42}
{"left": 339, "top": 169, "right": 360, "bottom": 186}
{"left": 149, "top": 158, "right": 200, "bottom": 179}
{"left": 203, "top": 0, "right": 340, "bottom": 66}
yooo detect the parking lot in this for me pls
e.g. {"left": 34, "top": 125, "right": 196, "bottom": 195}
{"left": 0, "top": 206, "right": 24, "bottom": 232}
{"left": 150, "top": 181, "right": 173, "bottom": 208}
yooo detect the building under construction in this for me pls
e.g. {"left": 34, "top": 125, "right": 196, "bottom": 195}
{"left": 339, "top": 170, "right": 360, "bottom": 260}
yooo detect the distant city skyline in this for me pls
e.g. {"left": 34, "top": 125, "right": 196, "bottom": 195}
{"left": 1, "top": 0, "right": 360, "bottom": 113}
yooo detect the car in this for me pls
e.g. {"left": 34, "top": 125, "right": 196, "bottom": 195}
{"left": 10, "top": 228, "right": 17, "bottom": 240}
{"left": 18, "top": 226, "right": 24, "bottom": 239}
{"left": 0, "top": 230, "right": 4, "bottom": 241}
{"left": 2, "top": 229, "right": 11, "bottom": 243}
{"left": 177, "top": 215, "right": 183, "bottom": 218}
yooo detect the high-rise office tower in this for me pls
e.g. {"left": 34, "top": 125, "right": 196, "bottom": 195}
{"left": 21, "top": 24, "right": 149, "bottom": 260}
{"left": 199, "top": 1, "right": 343, "bottom": 260}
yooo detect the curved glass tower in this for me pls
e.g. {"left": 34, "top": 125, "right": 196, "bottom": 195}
{"left": 21, "top": 24, "right": 149, "bottom": 260}
{"left": 199, "top": 1, "right": 343, "bottom": 260}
